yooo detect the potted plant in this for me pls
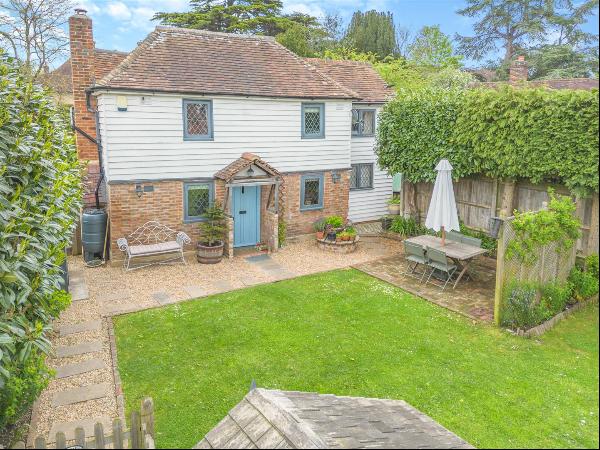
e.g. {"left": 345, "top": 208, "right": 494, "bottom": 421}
{"left": 313, "top": 218, "right": 327, "bottom": 240}
{"left": 387, "top": 197, "right": 401, "bottom": 215}
{"left": 345, "top": 226, "right": 357, "bottom": 242}
{"left": 197, "top": 203, "right": 227, "bottom": 264}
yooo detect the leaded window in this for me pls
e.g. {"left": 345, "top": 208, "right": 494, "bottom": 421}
{"left": 350, "top": 163, "right": 374, "bottom": 190}
{"left": 302, "top": 103, "right": 325, "bottom": 138}
{"left": 351, "top": 109, "right": 376, "bottom": 136}
{"left": 184, "top": 182, "right": 214, "bottom": 221}
{"left": 183, "top": 99, "right": 213, "bottom": 140}
{"left": 300, "top": 173, "right": 324, "bottom": 210}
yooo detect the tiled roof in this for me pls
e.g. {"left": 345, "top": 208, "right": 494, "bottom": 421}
{"left": 194, "top": 389, "right": 473, "bottom": 449}
{"left": 214, "top": 153, "right": 281, "bottom": 182}
{"left": 50, "top": 49, "right": 128, "bottom": 93}
{"left": 95, "top": 27, "right": 358, "bottom": 100}
{"left": 305, "top": 58, "right": 395, "bottom": 103}
{"left": 478, "top": 78, "right": 598, "bottom": 90}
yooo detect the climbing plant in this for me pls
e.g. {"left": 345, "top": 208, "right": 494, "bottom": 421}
{"left": 0, "top": 53, "right": 82, "bottom": 426}
{"left": 376, "top": 86, "right": 599, "bottom": 195}
{"left": 505, "top": 191, "right": 581, "bottom": 265}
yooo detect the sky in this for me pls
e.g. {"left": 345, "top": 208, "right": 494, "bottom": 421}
{"left": 64, "top": 0, "right": 599, "bottom": 68}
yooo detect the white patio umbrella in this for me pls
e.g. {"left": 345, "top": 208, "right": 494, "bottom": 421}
{"left": 425, "top": 159, "right": 460, "bottom": 246}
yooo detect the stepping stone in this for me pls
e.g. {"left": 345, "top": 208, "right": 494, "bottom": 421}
{"left": 212, "top": 280, "right": 234, "bottom": 292}
{"left": 100, "top": 302, "right": 137, "bottom": 316}
{"left": 48, "top": 417, "right": 112, "bottom": 442}
{"left": 55, "top": 359, "right": 105, "bottom": 379}
{"left": 55, "top": 341, "right": 103, "bottom": 358}
{"left": 52, "top": 382, "right": 110, "bottom": 407}
{"left": 96, "top": 290, "right": 131, "bottom": 303}
{"left": 60, "top": 320, "right": 102, "bottom": 336}
{"left": 184, "top": 285, "right": 207, "bottom": 298}
{"left": 152, "top": 291, "right": 175, "bottom": 305}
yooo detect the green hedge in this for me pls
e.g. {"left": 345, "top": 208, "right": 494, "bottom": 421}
{"left": 376, "top": 86, "right": 599, "bottom": 195}
{"left": 1, "top": 55, "right": 82, "bottom": 427}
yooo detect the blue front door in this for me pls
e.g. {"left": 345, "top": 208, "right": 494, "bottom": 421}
{"left": 232, "top": 186, "right": 260, "bottom": 247}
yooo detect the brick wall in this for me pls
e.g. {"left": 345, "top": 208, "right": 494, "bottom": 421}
{"left": 282, "top": 170, "right": 350, "bottom": 236}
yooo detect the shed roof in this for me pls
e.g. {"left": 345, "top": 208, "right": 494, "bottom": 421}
{"left": 194, "top": 389, "right": 473, "bottom": 449}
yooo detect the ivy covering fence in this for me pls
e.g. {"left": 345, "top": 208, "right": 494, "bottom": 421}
{"left": 376, "top": 86, "right": 599, "bottom": 195}
{"left": 0, "top": 55, "right": 82, "bottom": 429}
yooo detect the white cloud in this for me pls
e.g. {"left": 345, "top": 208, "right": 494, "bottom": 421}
{"left": 107, "top": 2, "right": 133, "bottom": 20}
{"left": 283, "top": 2, "right": 326, "bottom": 18}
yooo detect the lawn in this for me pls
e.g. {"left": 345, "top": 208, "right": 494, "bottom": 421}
{"left": 113, "top": 269, "right": 599, "bottom": 449}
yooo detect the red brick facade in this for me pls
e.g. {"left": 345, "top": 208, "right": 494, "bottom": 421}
{"left": 107, "top": 170, "right": 350, "bottom": 260}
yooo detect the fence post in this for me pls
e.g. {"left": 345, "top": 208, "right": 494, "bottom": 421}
{"left": 130, "top": 410, "right": 143, "bottom": 449}
{"left": 141, "top": 397, "right": 155, "bottom": 442}
{"left": 95, "top": 423, "right": 106, "bottom": 449}
{"left": 494, "top": 210, "right": 508, "bottom": 326}
{"left": 55, "top": 432, "right": 66, "bottom": 449}
{"left": 113, "top": 418, "right": 124, "bottom": 449}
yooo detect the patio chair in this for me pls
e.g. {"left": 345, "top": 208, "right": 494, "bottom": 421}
{"left": 461, "top": 235, "right": 482, "bottom": 248}
{"left": 425, "top": 247, "right": 457, "bottom": 291}
{"left": 447, "top": 231, "right": 464, "bottom": 243}
{"left": 403, "top": 241, "right": 429, "bottom": 282}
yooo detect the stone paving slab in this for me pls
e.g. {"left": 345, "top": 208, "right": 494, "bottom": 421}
{"left": 55, "top": 358, "right": 106, "bottom": 379}
{"left": 245, "top": 254, "right": 271, "bottom": 263}
{"left": 184, "top": 285, "right": 208, "bottom": 299}
{"left": 48, "top": 417, "right": 112, "bottom": 442}
{"left": 96, "top": 290, "right": 131, "bottom": 303}
{"left": 69, "top": 271, "right": 89, "bottom": 302}
{"left": 52, "top": 382, "right": 110, "bottom": 407}
{"left": 55, "top": 341, "right": 103, "bottom": 358}
{"left": 100, "top": 302, "right": 139, "bottom": 316}
{"left": 212, "top": 280, "right": 234, "bottom": 292}
{"left": 152, "top": 290, "right": 176, "bottom": 305}
{"left": 60, "top": 320, "right": 102, "bottom": 336}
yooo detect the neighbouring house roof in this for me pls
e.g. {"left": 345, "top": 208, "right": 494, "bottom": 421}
{"left": 94, "top": 27, "right": 359, "bottom": 100}
{"left": 49, "top": 49, "right": 128, "bottom": 95}
{"left": 304, "top": 58, "right": 395, "bottom": 103}
{"left": 477, "top": 78, "right": 599, "bottom": 91}
{"left": 194, "top": 388, "right": 473, "bottom": 449}
{"left": 215, "top": 153, "right": 281, "bottom": 182}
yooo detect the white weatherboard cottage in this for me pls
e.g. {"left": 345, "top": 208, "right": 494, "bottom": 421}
{"left": 68, "top": 9, "right": 395, "bottom": 258}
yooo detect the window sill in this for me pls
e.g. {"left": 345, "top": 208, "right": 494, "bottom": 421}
{"left": 351, "top": 134, "right": 375, "bottom": 138}
{"left": 301, "top": 135, "right": 325, "bottom": 140}
{"left": 183, "top": 217, "right": 208, "bottom": 224}
{"left": 183, "top": 136, "right": 214, "bottom": 142}
{"left": 300, "top": 206, "right": 323, "bottom": 212}
{"left": 350, "top": 187, "right": 375, "bottom": 191}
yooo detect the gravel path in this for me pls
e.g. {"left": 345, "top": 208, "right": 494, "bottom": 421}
{"left": 29, "top": 236, "right": 402, "bottom": 443}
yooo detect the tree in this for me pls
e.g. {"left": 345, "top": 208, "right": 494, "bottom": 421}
{"left": 409, "top": 25, "right": 462, "bottom": 68}
{"left": 343, "top": 10, "right": 398, "bottom": 59}
{"left": 0, "top": 0, "right": 72, "bottom": 79}
{"left": 276, "top": 22, "right": 327, "bottom": 57}
{"left": 455, "top": 0, "right": 598, "bottom": 64}
{"left": 396, "top": 26, "right": 412, "bottom": 58}
{"left": 526, "top": 44, "right": 598, "bottom": 79}
{"left": 153, "top": 0, "right": 314, "bottom": 36}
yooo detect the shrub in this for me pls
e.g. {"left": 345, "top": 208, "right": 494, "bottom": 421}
{"left": 389, "top": 216, "right": 428, "bottom": 237}
{"left": 43, "top": 290, "right": 72, "bottom": 319}
{"left": 540, "top": 282, "right": 573, "bottom": 314}
{"left": 0, "top": 352, "right": 53, "bottom": 429}
{"left": 1, "top": 54, "right": 82, "bottom": 422}
{"left": 459, "top": 222, "right": 497, "bottom": 254}
{"left": 501, "top": 282, "right": 546, "bottom": 329}
{"left": 377, "top": 86, "right": 599, "bottom": 195}
{"left": 277, "top": 219, "right": 286, "bottom": 248}
{"left": 198, "top": 203, "right": 226, "bottom": 246}
{"left": 325, "top": 216, "right": 344, "bottom": 228}
{"left": 312, "top": 218, "right": 327, "bottom": 232}
{"left": 569, "top": 259, "right": 599, "bottom": 302}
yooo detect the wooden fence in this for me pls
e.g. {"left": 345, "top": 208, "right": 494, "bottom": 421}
{"left": 6, "top": 398, "right": 154, "bottom": 449}
{"left": 402, "top": 177, "right": 598, "bottom": 255}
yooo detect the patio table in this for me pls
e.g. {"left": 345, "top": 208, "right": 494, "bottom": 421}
{"left": 405, "top": 235, "right": 488, "bottom": 289}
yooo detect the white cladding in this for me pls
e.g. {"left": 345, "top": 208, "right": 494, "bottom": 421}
{"left": 348, "top": 106, "right": 393, "bottom": 222}
{"left": 96, "top": 93, "right": 352, "bottom": 181}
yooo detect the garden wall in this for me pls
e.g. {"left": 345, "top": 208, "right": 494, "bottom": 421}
{"left": 402, "top": 177, "right": 598, "bottom": 256}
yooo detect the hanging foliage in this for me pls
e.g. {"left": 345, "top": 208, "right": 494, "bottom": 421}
{"left": 376, "top": 85, "right": 599, "bottom": 195}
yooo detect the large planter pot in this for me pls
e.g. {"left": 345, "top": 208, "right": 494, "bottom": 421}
{"left": 388, "top": 203, "right": 401, "bottom": 215}
{"left": 197, "top": 241, "right": 224, "bottom": 264}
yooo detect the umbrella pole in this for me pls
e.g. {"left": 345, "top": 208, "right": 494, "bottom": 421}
{"left": 441, "top": 226, "right": 446, "bottom": 246}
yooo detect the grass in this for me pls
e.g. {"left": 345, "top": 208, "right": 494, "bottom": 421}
{"left": 113, "top": 269, "right": 599, "bottom": 449}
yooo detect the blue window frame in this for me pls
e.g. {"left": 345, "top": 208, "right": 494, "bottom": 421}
{"left": 301, "top": 103, "right": 325, "bottom": 139}
{"left": 183, "top": 99, "right": 213, "bottom": 140}
{"left": 300, "top": 173, "right": 324, "bottom": 211}
{"left": 183, "top": 181, "right": 214, "bottom": 222}
{"left": 351, "top": 108, "right": 376, "bottom": 136}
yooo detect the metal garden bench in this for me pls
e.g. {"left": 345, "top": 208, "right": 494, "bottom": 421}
{"left": 116, "top": 221, "right": 191, "bottom": 271}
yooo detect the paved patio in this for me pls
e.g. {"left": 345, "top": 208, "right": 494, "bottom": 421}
{"left": 354, "top": 254, "right": 496, "bottom": 322}
{"left": 28, "top": 236, "right": 403, "bottom": 444}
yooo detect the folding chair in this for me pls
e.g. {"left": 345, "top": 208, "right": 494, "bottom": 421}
{"left": 403, "top": 241, "right": 429, "bottom": 282}
{"left": 425, "top": 247, "right": 458, "bottom": 290}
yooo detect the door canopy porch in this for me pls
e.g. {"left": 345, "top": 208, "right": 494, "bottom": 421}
{"left": 215, "top": 153, "right": 282, "bottom": 214}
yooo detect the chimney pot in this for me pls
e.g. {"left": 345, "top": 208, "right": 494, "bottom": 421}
{"left": 509, "top": 56, "right": 528, "bottom": 83}
{"left": 74, "top": 8, "right": 87, "bottom": 15}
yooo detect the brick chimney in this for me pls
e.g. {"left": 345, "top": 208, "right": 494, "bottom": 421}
{"left": 69, "top": 8, "right": 97, "bottom": 162}
{"left": 509, "top": 55, "right": 528, "bottom": 83}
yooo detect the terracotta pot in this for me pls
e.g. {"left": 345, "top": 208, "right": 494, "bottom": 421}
{"left": 197, "top": 241, "right": 224, "bottom": 264}
{"left": 316, "top": 231, "right": 325, "bottom": 240}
